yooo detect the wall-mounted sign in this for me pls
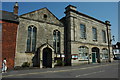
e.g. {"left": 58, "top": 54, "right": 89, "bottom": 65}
{"left": 56, "top": 54, "right": 65, "bottom": 58}
{"left": 72, "top": 54, "right": 78, "bottom": 60}
{"left": 61, "top": 54, "right": 65, "bottom": 58}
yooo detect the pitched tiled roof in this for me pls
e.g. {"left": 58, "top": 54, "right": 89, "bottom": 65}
{"left": 0, "top": 10, "right": 19, "bottom": 23}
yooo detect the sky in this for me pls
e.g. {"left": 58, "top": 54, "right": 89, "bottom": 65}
{"left": 1, "top": 2, "right": 118, "bottom": 44}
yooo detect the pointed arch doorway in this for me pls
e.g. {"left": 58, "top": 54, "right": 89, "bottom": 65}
{"left": 43, "top": 47, "right": 52, "bottom": 68}
{"left": 39, "top": 43, "right": 55, "bottom": 68}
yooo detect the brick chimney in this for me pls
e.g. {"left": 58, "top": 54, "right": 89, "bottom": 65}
{"left": 13, "top": 2, "right": 18, "bottom": 15}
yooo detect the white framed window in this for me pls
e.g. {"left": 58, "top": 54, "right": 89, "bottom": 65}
{"left": 26, "top": 25, "right": 37, "bottom": 52}
{"left": 92, "top": 27, "right": 97, "bottom": 41}
{"left": 53, "top": 30, "right": 60, "bottom": 54}
{"left": 102, "top": 30, "right": 106, "bottom": 43}
{"left": 78, "top": 46, "right": 89, "bottom": 60}
{"left": 80, "top": 24, "right": 86, "bottom": 39}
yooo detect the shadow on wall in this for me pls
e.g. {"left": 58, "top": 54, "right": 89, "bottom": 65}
{"left": 32, "top": 48, "right": 40, "bottom": 67}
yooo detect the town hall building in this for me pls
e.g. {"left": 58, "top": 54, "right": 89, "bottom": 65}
{"left": 1, "top": 2, "right": 113, "bottom": 69}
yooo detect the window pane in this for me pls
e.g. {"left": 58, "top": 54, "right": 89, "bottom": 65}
{"left": 78, "top": 46, "right": 89, "bottom": 60}
{"left": 57, "top": 42, "right": 60, "bottom": 47}
{"left": 53, "top": 30, "right": 56, "bottom": 53}
{"left": 32, "top": 27, "right": 37, "bottom": 51}
{"left": 26, "top": 26, "right": 32, "bottom": 51}
{"left": 28, "top": 27, "right": 32, "bottom": 38}
{"left": 53, "top": 30, "right": 60, "bottom": 54}
{"left": 80, "top": 24, "right": 86, "bottom": 39}
{"left": 57, "top": 31, "right": 60, "bottom": 41}
{"left": 57, "top": 31, "right": 60, "bottom": 53}
{"left": 27, "top": 39, "right": 31, "bottom": 51}
{"left": 57, "top": 47, "right": 60, "bottom": 53}
{"left": 92, "top": 27, "right": 97, "bottom": 40}
{"left": 102, "top": 30, "right": 106, "bottom": 43}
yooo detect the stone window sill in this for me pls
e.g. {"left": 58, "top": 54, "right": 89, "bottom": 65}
{"left": 93, "top": 39, "right": 97, "bottom": 41}
{"left": 25, "top": 51, "right": 35, "bottom": 53}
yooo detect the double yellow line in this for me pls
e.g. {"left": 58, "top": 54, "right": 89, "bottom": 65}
{"left": 2, "top": 63, "right": 118, "bottom": 78}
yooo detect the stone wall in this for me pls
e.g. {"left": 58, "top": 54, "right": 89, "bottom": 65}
{"left": 64, "top": 5, "right": 113, "bottom": 65}
{"left": 68, "top": 11, "right": 108, "bottom": 45}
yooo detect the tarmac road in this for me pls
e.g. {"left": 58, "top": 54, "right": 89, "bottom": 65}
{"left": 2, "top": 60, "right": 119, "bottom": 79}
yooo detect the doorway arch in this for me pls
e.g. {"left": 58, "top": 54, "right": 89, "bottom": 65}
{"left": 39, "top": 43, "right": 55, "bottom": 68}
{"left": 92, "top": 47, "right": 100, "bottom": 63}
{"left": 43, "top": 47, "right": 52, "bottom": 68}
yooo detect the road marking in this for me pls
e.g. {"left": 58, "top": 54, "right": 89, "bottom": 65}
{"left": 75, "top": 70, "right": 104, "bottom": 77}
{"left": 2, "top": 63, "right": 117, "bottom": 78}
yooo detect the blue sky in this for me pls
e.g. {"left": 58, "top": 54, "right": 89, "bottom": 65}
{"left": 2, "top": 2, "right": 118, "bottom": 44}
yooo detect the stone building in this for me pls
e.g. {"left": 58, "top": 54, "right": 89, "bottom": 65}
{"left": 1, "top": 3, "right": 113, "bottom": 69}
{"left": 15, "top": 5, "right": 64, "bottom": 68}
{"left": 61, "top": 5, "right": 113, "bottom": 66}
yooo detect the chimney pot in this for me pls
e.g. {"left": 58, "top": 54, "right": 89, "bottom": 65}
{"left": 14, "top": 2, "right": 18, "bottom": 15}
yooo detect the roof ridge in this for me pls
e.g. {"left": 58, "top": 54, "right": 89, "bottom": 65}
{"left": 20, "top": 7, "right": 47, "bottom": 16}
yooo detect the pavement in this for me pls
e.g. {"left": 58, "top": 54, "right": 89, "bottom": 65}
{"left": 1, "top": 60, "right": 120, "bottom": 79}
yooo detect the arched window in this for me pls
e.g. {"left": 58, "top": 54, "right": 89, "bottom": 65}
{"left": 27, "top": 26, "right": 32, "bottom": 52}
{"left": 32, "top": 27, "right": 37, "bottom": 51}
{"left": 53, "top": 30, "right": 60, "bottom": 54}
{"left": 78, "top": 46, "right": 89, "bottom": 60}
{"left": 26, "top": 25, "right": 37, "bottom": 52}
{"left": 102, "top": 48, "right": 108, "bottom": 59}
